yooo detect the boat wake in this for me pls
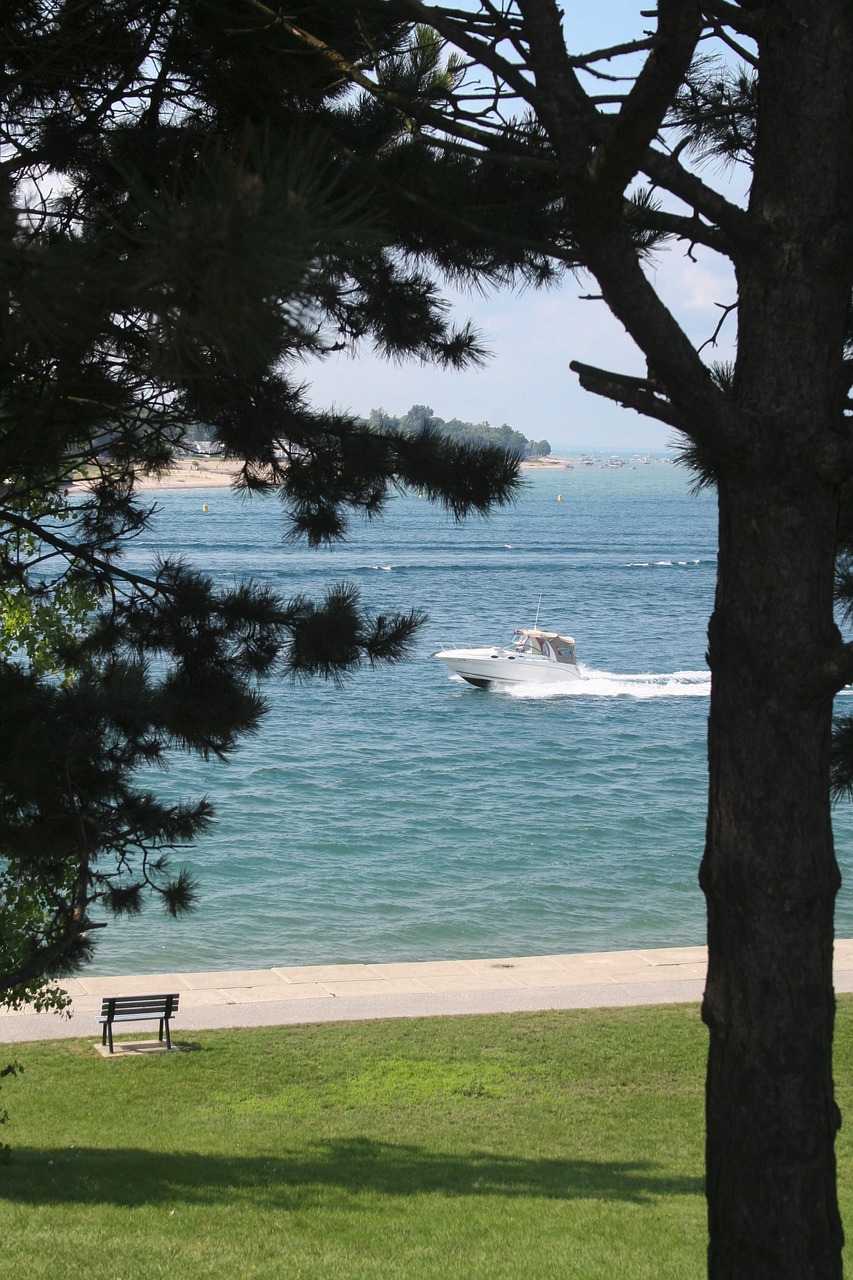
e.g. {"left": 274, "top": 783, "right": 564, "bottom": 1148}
{"left": 503, "top": 667, "right": 711, "bottom": 699}
{"left": 625, "top": 557, "right": 715, "bottom": 568}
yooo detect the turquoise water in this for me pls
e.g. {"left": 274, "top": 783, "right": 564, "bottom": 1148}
{"left": 87, "top": 461, "right": 853, "bottom": 973}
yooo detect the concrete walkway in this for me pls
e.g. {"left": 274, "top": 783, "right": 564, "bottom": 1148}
{"left": 5, "top": 939, "right": 853, "bottom": 1045}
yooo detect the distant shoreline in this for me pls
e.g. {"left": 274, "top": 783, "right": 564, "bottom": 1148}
{"left": 134, "top": 458, "right": 241, "bottom": 491}
{"left": 70, "top": 452, "right": 664, "bottom": 494}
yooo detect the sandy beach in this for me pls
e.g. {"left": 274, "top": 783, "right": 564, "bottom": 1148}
{"left": 133, "top": 457, "right": 243, "bottom": 490}
{"left": 72, "top": 454, "right": 575, "bottom": 494}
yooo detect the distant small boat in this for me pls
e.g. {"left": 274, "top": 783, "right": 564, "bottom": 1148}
{"left": 433, "top": 628, "right": 583, "bottom": 689}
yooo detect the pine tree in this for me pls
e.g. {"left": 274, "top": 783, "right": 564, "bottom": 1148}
{"left": 0, "top": 2, "right": 525, "bottom": 1006}
{"left": 280, "top": 3, "right": 853, "bottom": 1274}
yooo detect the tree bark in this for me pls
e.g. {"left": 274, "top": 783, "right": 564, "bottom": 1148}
{"left": 523, "top": 2, "right": 853, "bottom": 1259}
{"left": 700, "top": 6, "right": 853, "bottom": 1274}
{"left": 701, "top": 473, "right": 843, "bottom": 1278}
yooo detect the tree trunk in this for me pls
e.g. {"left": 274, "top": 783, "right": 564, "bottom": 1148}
{"left": 701, "top": 473, "right": 843, "bottom": 1277}
{"left": 698, "top": 6, "right": 853, "bottom": 1273}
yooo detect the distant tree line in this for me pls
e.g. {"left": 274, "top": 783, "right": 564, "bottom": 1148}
{"left": 366, "top": 406, "right": 551, "bottom": 457}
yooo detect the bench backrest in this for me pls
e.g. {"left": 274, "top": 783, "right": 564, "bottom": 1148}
{"left": 99, "top": 994, "right": 180, "bottom": 1017}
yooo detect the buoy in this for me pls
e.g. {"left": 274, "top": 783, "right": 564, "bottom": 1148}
{"left": 418, "top": 491, "right": 423, "bottom": 499}
{"left": 202, "top": 504, "right": 208, "bottom": 512}
{"left": 557, "top": 494, "right": 562, "bottom": 502}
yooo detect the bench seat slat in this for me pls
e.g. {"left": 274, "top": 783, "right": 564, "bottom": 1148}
{"left": 102, "top": 1011, "right": 171, "bottom": 1023}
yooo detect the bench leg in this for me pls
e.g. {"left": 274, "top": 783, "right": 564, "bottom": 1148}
{"left": 107, "top": 1022, "right": 114, "bottom": 1054}
{"left": 164, "top": 1018, "right": 172, "bottom": 1050}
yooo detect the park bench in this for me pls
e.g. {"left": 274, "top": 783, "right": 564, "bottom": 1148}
{"left": 98, "top": 993, "right": 180, "bottom": 1054}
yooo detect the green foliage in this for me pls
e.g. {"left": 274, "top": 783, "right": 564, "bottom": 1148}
{"left": 0, "top": 489, "right": 96, "bottom": 677}
{"left": 0, "top": 1, "right": 527, "bottom": 997}
{"left": 671, "top": 55, "right": 757, "bottom": 170}
{"left": 367, "top": 405, "right": 546, "bottom": 457}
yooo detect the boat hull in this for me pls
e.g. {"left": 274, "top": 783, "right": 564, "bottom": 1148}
{"left": 435, "top": 647, "right": 583, "bottom": 687}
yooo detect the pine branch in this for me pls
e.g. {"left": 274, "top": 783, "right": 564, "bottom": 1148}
{"left": 700, "top": 2, "right": 762, "bottom": 39}
{"left": 567, "top": 37, "right": 656, "bottom": 68}
{"left": 371, "top": 0, "right": 540, "bottom": 106}
{"left": 703, "top": 18, "right": 759, "bottom": 70}
{"left": 641, "top": 145, "right": 758, "bottom": 249}
{"left": 511, "top": 0, "right": 599, "bottom": 169}
{"left": 245, "top": 0, "right": 538, "bottom": 153}
{"left": 569, "top": 360, "right": 686, "bottom": 428}
{"left": 625, "top": 200, "right": 734, "bottom": 256}
{"left": 587, "top": 0, "right": 703, "bottom": 199}
{"left": 0, "top": 915, "right": 104, "bottom": 992}
{"left": 1, "top": 507, "right": 165, "bottom": 596}
{"left": 831, "top": 714, "right": 853, "bottom": 804}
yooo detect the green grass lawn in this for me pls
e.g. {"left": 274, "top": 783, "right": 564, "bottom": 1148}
{"left": 3, "top": 999, "right": 853, "bottom": 1279}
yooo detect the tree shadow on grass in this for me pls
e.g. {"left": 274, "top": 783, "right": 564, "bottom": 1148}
{"left": 3, "top": 1138, "right": 703, "bottom": 1208}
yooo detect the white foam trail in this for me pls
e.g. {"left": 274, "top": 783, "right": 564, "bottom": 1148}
{"left": 504, "top": 667, "right": 711, "bottom": 700}
{"left": 626, "top": 558, "right": 713, "bottom": 568}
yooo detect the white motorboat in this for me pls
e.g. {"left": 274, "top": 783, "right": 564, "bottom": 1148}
{"left": 433, "top": 628, "right": 583, "bottom": 688}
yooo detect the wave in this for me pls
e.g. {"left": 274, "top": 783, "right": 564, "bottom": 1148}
{"left": 504, "top": 668, "right": 711, "bottom": 700}
{"left": 625, "top": 558, "right": 714, "bottom": 568}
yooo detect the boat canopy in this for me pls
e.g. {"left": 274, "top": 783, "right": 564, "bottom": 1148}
{"left": 514, "top": 628, "right": 577, "bottom": 663}
{"left": 515, "top": 628, "right": 575, "bottom": 645}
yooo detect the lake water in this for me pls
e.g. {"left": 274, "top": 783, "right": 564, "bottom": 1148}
{"left": 87, "top": 459, "right": 853, "bottom": 974}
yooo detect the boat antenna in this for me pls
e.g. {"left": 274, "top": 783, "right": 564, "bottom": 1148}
{"left": 533, "top": 593, "right": 543, "bottom": 628}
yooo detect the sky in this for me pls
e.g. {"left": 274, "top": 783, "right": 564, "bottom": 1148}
{"left": 300, "top": 4, "right": 743, "bottom": 456}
